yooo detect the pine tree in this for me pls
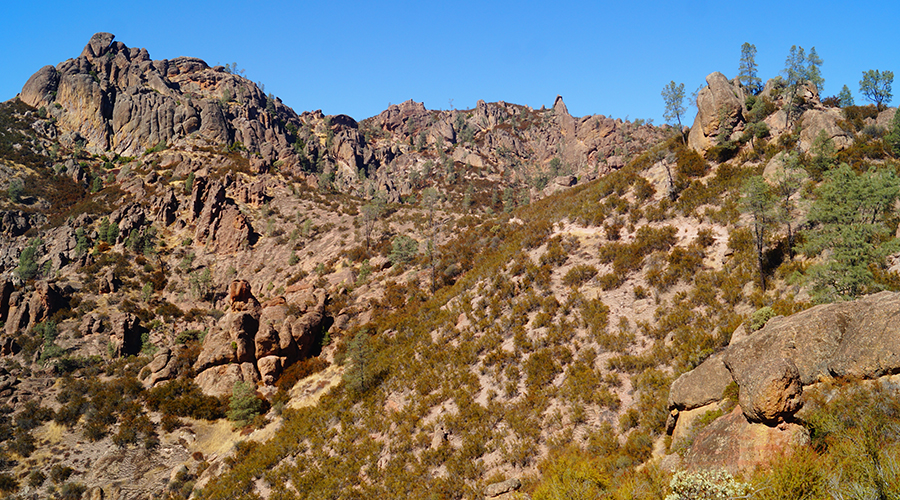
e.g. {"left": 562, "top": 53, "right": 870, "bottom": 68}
{"left": 806, "top": 47, "right": 824, "bottom": 94}
{"left": 742, "top": 176, "right": 777, "bottom": 290}
{"left": 801, "top": 164, "right": 900, "bottom": 301}
{"left": 838, "top": 85, "right": 855, "bottom": 107}
{"left": 661, "top": 81, "right": 686, "bottom": 129}
{"left": 226, "top": 381, "right": 262, "bottom": 425}
{"left": 782, "top": 45, "right": 807, "bottom": 127}
{"left": 770, "top": 152, "right": 807, "bottom": 258}
{"left": 344, "top": 332, "right": 374, "bottom": 394}
{"left": 738, "top": 42, "right": 762, "bottom": 94}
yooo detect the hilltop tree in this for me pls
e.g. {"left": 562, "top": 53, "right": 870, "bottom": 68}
{"left": 661, "top": 81, "right": 686, "bottom": 128}
{"left": 806, "top": 47, "right": 824, "bottom": 94}
{"left": 838, "top": 85, "right": 855, "bottom": 107}
{"left": 662, "top": 81, "right": 686, "bottom": 145}
{"left": 738, "top": 42, "right": 762, "bottom": 94}
{"left": 860, "top": 69, "right": 894, "bottom": 109}
{"left": 781, "top": 45, "right": 810, "bottom": 127}
{"left": 802, "top": 163, "right": 900, "bottom": 302}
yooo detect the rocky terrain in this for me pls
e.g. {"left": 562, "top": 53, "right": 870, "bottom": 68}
{"left": 1, "top": 32, "right": 900, "bottom": 500}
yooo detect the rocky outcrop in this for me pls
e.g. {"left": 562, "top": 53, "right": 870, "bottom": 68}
{"left": 682, "top": 406, "right": 809, "bottom": 473}
{"left": 667, "top": 352, "right": 732, "bottom": 412}
{"left": 229, "top": 280, "right": 260, "bottom": 311}
{"left": 109, "top": 312, "right": 142, "bottom": 357}
{"left": 484, "top": 478, "right": 522, "bottom": 498}
{"left": 193, "top": 180, "right": 255, "bottom": 253}
{"left": 688, "top": 72, "right": 746, "bottom": 153}
{"left": 3, "top": 282, "right": 65, "bottom": 336}
{"left": 669, "top": 291, "right": 900, "bottom": 469}
{"left": 727, "top": 357, "right": 802, "bottom": 424}
{"left": 193, "top": 281, "right": 328, "bottom": 395}
{"left": 20, "top": 32, "right": 300, "bottom": 163}
{"left": 797, "top": 107, "right": 853, "bottom": 152}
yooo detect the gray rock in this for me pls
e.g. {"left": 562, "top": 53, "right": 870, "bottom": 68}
{"left": 668, "top": 352, "right": 733, "bottom": 411}
{"left": 484, "top": 478, "right": 522, "bottom": 498}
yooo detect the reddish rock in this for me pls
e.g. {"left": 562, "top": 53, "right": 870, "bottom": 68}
{"left": 109, "top": 313, "right": 141, "bottom": 357}
{"left": 194, "top": 363, "right": 259, "bottom": 398}
{"left": 229, "top": 280, "right": 260, "bottom": 312}
{"left": 257, "top": 356, "right": 283, "bottom": 385}
{"left": 193, "top": 328, "right": 237, "bottom": 373}
{"left": 684, "top": 406, "right": 809, "bottom": 473}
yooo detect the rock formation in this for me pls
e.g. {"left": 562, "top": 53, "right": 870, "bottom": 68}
{"left": 668, "top": 291, "right": 900, "bottom": 470}
{"left": 688, "top": 72, "right": 747, "bottom": 152}
{"left": 192, "top": 281, "right": 327, "bottom": 396}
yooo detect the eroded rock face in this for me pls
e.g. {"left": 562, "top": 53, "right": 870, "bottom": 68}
{"left": 671, "top": 291, "right": 900, "bottom": 441}
{"left": 20, "top": 32, "right": 299, "bottom": 161}
{"left": 683, "top": 406, "right": 809, "bottom": 473}
{"left": 192, "top": 281, "right": 328, "bottom": 395}
{"left": 668, "top": 352, "right": 733, "bottom": 412}
{"left": 194, "top": 181, "right": 255, "bottom": 254}
{"left": 688, "top": 72, "right": 746, "bottom": 152}
{"left": 110, "top": 312, "right": 141, "bottom": 357}
{"left": 729, "top": 357, "right": 802, "bottom": 424}
{"left": 798, "top": 108, "right": 853, "bottom": 152}
{"left": 3, "top": 282, "right": 66, "bottom": 336}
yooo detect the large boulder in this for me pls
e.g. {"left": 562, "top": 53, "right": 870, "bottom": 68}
{"left": 194, "top": 362, "right": 260, "bottom": 398}
{"left": 798, "top": 108, "right": 853, "bottom": 152}
{"left": 728, "top": 357, "right": 802, "bottom": 424}
{"left": 671, "top": 291, "right": 900, "bottom": 429}
{"left": 688, "top": 72, "right": 746, "bottom": 153}
{"left": 229, "top": 279, "right": 260, "bottom": 311}
{"left": 668, "top": 352, "right": 733, "bottom": 412}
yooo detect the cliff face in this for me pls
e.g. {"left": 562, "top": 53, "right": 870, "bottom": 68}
{"left": 19, "top": 33, "right": 667, "bottom": 205}
{"left": 21, "top": 32, "right": 299, "bottom": 164}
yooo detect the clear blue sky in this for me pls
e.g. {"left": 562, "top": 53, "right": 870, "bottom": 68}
{"left": 1, "top": 1, "right": 897, "bottom": 123}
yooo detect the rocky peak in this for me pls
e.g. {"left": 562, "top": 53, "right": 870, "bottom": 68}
{"left": 20, "top": 32, "right": 299, "bottom": 165}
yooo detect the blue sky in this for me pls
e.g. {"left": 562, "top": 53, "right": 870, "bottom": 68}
{"left": 1, "top": 1, "right": 897, "bottom": 123}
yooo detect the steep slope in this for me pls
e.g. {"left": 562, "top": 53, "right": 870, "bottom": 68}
{"left": 1, "top": 34, "right": 900, "bottom": 500}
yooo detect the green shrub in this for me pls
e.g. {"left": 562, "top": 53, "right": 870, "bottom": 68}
{"left": 16, "top": 238, "right": 41, "bottom": 280}
{"left": 749, "top": 306, "right": 776, "bottom": 332}
{"left": 227, "top": 381, "right": 265, "bottom": 426}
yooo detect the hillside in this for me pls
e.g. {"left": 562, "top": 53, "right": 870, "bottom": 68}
{"left": 1, "top": 33, "right": 900, "bottom": 500}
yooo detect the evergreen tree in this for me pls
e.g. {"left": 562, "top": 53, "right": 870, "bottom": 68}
{"left": 360, "top": 196, "right": 385, "bottom": 252}
{"left": 806, "top": 47, "right": 824, "bottom": 94}
{"left": 801, "top": 163, "right": 900, "bottom": 302}
{"left": 738, "top": 42, "right": 762, "bottom": 94}
{"left": 16, "top": 239, "right": 41, "bottom": 280}
{"left": 838, "top": 84, "right": 855, "bottom": 107}
{"left": 661, "top": 81, "right": 686, "bottom": 129}
{"left": 885, "top": 105, "right": 900, "bottom": 156}
{"left": 343, "top": 331, "right": 375, "bottom": 394}
{"left": 770, "top": 152, "right": 807, "bottom": 258}
{"left": 389, "top": 234, "right": 418, "bottom": 266}
{"left": 742, "top": 176, "right": 777, "bottom": 290}
{"left": 226, "top": 381, "right": 262, "bottom": 425}
{"left": 860, "top": 69, "right": 894, "bottom": 109}
{"left": 782, "top": 45, "right": 807, "bottom": 127}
